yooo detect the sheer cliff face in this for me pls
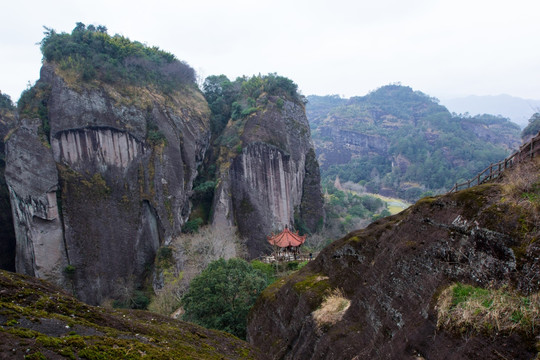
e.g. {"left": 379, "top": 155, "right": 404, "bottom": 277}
{"left": 212, "top": 97, "right": 323, "bottom": 258}
{"left": 5, "top": 64, "right": 210, "bottom": 304}
{"left": 0, "top": 107, "right": 18, "bottom": 272}
{"left": 248, "top": 161, "right": 540, "bottom": 359}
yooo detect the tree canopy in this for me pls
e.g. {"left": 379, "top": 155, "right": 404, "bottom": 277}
{"left": 40, "top": 22, "right": 196, "bottom": 92}
{"left": 522, "top": 113, "right": 540, "bottom": 140}
{"left": 0, "top": 92, "right": 14, "bottom": 111}
{"left": 308, "top": 85, "right": 521, "bottom": 200}
{"left": 181, "top": 258, "right": 269, "bottom": 339}
{"left": 202, "top": 73, "right": 302, "bottom": 136}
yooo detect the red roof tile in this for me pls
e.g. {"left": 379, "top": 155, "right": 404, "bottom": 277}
{"left": 267, "top": 227, "right": 306, "bottom": 248}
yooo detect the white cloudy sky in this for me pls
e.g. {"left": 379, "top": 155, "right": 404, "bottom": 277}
{"left": 1, "top": 0, "right": 539, "bottom": 101}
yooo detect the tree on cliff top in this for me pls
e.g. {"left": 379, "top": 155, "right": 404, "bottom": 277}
{"left": 203, "top": 73, "right": 303, "bottom": 136}
{"left": 522, "top": 113, "right": 540, "bottom": 140}
{"left": 0, "top": 92, "right": 14, "bottom": 111}
{"left": 40, "top": 22, "right": 196, "bottom": 92}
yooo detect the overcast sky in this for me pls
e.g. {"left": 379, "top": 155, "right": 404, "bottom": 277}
{"left": 1, "top": 0, "right": 539, "bottom": 102}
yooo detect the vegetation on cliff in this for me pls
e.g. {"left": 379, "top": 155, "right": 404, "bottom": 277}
{"left": 307, "top": 85, "right": 521, "bottom": 201}
{"left": 318, "top": 179, "right": 391, "bottom": 240}
{"left": 0, "top": 270, "right": 265, "bottom": 359}
{"left": 248, "top": 157, "right": 540, "bottom": 359}
{"left": 0, "top": 92, "right": 14, "bottom": 111}
{"left": 522, "top": 112, "right": 540, "bottom": 140}
{"left": 8, "top": 22, "right": 211, "bottom": 308}
{"left": 188, "top": 73, "right": 307, "bottom": 230}
{"left": 40, "top": 22, "right": 196, "bottom": 92}
{"left": 149, "top": 226, "right": 243, "bottom": 316}
{"left": 437, "top": 283, "right": 539, "bottom": 337}
{"left": 203, "top": 73, "right": 302, "bottom": 138}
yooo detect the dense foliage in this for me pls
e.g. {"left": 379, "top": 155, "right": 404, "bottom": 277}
{"left": 203, "top": 73, "right": 302, "bottom": 136}
{"left": 323, "top": 180, "right": 390, "bottom": 235}
{"left": 522, "top": 113, "right": 540, "bottom": 140}
{"left": 307, "top": 85, "right": 521, "bottom": 200}
{"left": 17, "top": 82, "right": 52, "bottom": 143}
{"left": 0, "top": 93, "right": 14, "bottom": 111}
{"left": 181, "top": 258, "right": 269, "bottom": 339}
{"left": 40, "top": 22, "right": 195, "bottom": 92}
{"left": 187, "top": 73, "right": 303, "bottom": 228}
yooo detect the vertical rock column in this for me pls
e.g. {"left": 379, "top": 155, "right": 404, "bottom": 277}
{"left": 5, "top": 119, "right": 67, "bottom": 284}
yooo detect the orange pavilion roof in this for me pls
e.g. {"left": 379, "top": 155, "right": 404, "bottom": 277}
{"left": 267, "top": 227, "right": 306, "bottom": 248}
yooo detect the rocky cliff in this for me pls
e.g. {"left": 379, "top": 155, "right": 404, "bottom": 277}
{"left": 0, "top": 97, "right": 16, "bottom": 272}
{"left": 248, "top": 158, "right": 540, "bottom": 359}
{"left": 5, "top": 56, "right": 210, "bottom": 304}
{"left": 209, "top": 82, "right": 324, "bottom": 258}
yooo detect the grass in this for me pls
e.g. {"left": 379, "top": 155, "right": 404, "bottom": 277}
{"left": 0, "top": 270, "right": 262, "bottom": 359}
{"left": 312, "top": 288, "right": 351, "bottom": 332}
{"left": 437, "top": 283, "right": 540, "bottom": 338}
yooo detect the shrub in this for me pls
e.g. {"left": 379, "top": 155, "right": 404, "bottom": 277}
{"left": 113, "top": 290, "right": 150, "bottom": 310}
{"left": 181, "top": 258, "right": 269, "bottom": 339}
{"left": 40, "top": 23, "right": 196, "bottom": 92}
{"left": 437, "top": 283, "right": 540, "bottom": 337}
{"left": 182, "top": 217, "right": 203, "bottom": 233}
{"left": 0, "top": 92, "right": 14, "bottom": 110}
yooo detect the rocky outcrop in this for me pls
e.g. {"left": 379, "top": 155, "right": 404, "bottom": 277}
{"left": 0, "top": 269, "right": 267, "bottom": 359}
{"left": 5, "top": 119, "right": 66, "bottom": 283}
{"left": 0, "top": 105, "right": 17, "bottom": 271}
{"left": 5, "top": 64, "right": 210, "bottom": 304}
{"left": 212, "top": 97, "right": 323, "bottom": 258}
{"left": 315, "top": 128, "right": 388, "bottom": 170}
{"left": 248, "top": 160, "right": 540, "bottom": 359}
{"left": 460, "top": 119, "right": 521, "bottom": 150}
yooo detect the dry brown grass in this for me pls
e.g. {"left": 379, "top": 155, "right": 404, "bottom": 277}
{"left": 149, "top": 225, "right": 245, "bottom": 316}
{"left": 312, "top": 288, "right": 351, "bottom": 331}
{"left": 500, "top": 158, "right": 540, "bottom": 206}
{"left": 436, "top": 283, "right": 540, "bottom": 338}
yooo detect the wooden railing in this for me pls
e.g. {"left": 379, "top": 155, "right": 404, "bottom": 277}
{"left": 448, "top": 131, "right": 540, "bottom": 193}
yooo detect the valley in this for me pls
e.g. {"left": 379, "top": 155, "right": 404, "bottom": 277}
{"left": 0, "top": 22, "right": 539, "bottom": 359}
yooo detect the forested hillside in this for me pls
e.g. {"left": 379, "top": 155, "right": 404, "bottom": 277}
{"left": 307, "top": 85, "right": 522, "bottom": 201}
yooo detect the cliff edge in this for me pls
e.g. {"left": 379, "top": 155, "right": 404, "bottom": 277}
{"left": 205, "top": 74, "right": 324, "bottom": 258}
{"left": 4, "top": 25, "right": 210, "bottom": 304}
{"left": 248, "top": 157, "right": 540, "bottom": 359}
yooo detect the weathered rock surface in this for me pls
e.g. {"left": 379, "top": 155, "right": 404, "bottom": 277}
{"left": 0, "top": 105, "right": 17, "bottom": 271}
{"left": 0, "top": 269, "right": 267, "bottom": 359}
{"left": 315, "top": 127, "right": 389, "bottom": 170}
{"left": 5, "top": 119, "right": 66, "bottom": 284}
{"left": 5, "top": 63, "right": 210, "bottom": 304}
{"left": 212, "top": 97, "right": 323, "bottom": 257}
{"left": 248, "top": 160, "right": 540, "bottom": 359}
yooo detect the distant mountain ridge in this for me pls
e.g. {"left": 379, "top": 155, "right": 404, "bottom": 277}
{"left": 306, "top": 85, "right": 522, "bottom": 201}
{"left": 440, "top": 94, "right": 540, "bottom": 128}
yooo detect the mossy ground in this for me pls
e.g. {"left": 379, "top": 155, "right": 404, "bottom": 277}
{"left": 0, "top": 270, "right": 264, "bottom": 359}
{"left": 437, "top": 283, "right": 539, "bottom": 341}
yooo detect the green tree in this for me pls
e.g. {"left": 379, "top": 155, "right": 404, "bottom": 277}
{"left": 39, "top": 22, "right": 196, "bottom": 92}
{"left": 181, "top": 258, "right": 269, "bottom": 339}
{"left": 522, "top": 113, "right": 540, "bottom": 140}
{"left": 0, "top": 92, "right": 14, "bottom": 110}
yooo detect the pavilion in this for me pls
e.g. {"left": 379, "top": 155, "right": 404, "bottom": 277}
{"left": 267, "top": 225, "right": 306, "bottom": 260}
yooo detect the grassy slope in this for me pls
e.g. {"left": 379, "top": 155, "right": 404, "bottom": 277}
{"left": 0, "top": 270, "right": 265, "bottom": 359}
